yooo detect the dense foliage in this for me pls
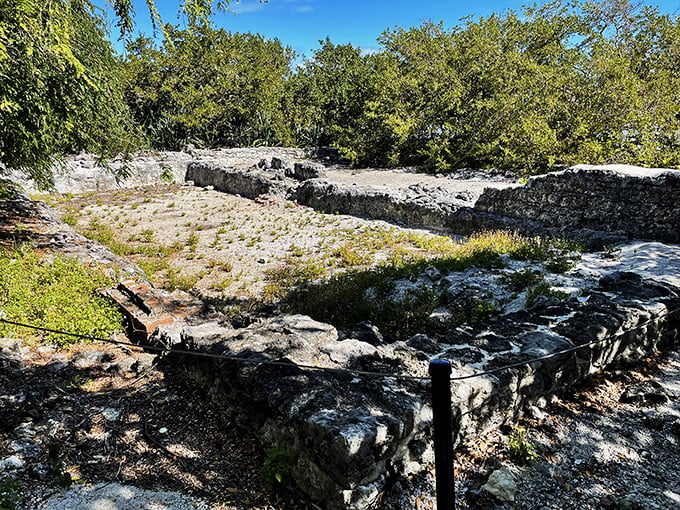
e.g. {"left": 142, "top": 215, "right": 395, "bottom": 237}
{"left": 2, "top": 0, "right": 679, "bottom": 181}
{"left": 0, "top": 0, "right": 140, "bottom": 188}
{"left": 0, "top": 0, "right": 229, "bottom": 187}
{"left": 122, "top": 0, "right": 680, "bottom": 173}
{"left": 293, "top": 1, "right": 680, "bottom": 171}
{"left": 123, "top": 26, "right": 294, "bottom": 149}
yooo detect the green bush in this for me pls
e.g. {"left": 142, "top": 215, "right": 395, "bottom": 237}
{"left": 0, "top": 477, "right": 20, "bottom": 510}
{"left": 0, "top": 246, "right": 123, "bottom": 346}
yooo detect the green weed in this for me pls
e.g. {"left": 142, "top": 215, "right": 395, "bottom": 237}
{"left": 262, "top": 447, "right": 295, "bottom": 487}
{"left": 0, "top": 477, "right": 20, "bottom": 510}
{"left": 526, "top": 283, "right": 570, "bottom": 307}
{"left": 507, "top": 426, "right": 539, "bottom": 466}
{"left": 500, "top": 268, "right": 544, "bottom": 292}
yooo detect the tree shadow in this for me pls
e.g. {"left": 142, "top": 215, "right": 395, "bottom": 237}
{"left": 0, "top": 342, "right": 309, "bottom": 509}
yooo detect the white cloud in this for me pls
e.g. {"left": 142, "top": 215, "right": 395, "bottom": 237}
{"left": 231, "top": 1, "right": 265, "bottom": 13}
{"left": 360, "top": 47, "right": 380, "bottom": 56}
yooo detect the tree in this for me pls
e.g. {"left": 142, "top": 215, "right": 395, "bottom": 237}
{"left": 289, "top": 38, "right": 378, "bottom": 161}
{"left": 0, "top": 0, "right": 231, "bottom": 188}
{"left": 123, "top": 25, "right": 294, "bottom": 149}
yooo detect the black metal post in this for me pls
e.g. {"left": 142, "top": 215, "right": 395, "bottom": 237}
{"left": 429, "top": 359, "right": 455, "bottom": 510}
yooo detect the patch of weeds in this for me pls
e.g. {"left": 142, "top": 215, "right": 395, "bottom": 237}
{"left": 84, "top": 218, "right": 115, "bottom": 245}
{"left": 544, "top": 252, "right": 579, "bottom": 273}
{"left": 286, "top": 267, "right": 439, "bottom": 341}
{"left": 262, "top": 447, "right": 295, "bottom": 487}
{"left": 500, "top": 268, "right": 544, "bottom": 292}
{"left": 451, "top": 298, "right": 499, "bottom": 326}
{"left": 61, "top": 208, "right": 79, "bottom": 226}
{"left": 0, "top": 477, "right": 20, "bottom": 510}
{"left": 263, "top": 258, "right": 326, "bottom": 302}
{"left": 211, "top": 277, "right": 234, "bottom": 292}
{"left": 187, "top": 232, "right": 199, "bottom": 252}
{"left": 140, "top": 228, "right": 155, "bottom": 243}
{"left": 0, "top": 245, "right": 123, "bottom": 346}
{"left": 208, "top": 259, "right": 233, "bottom": 272}
{"left": 246, "top": 236, "right": 262, "bottom": 248}
{"left": 507, "top": 426, "right": 539, "bottom": 466}
{"left": 288, "top": 244, "right": 306, "bottom": 257}
{"left": 165, "top": 268, "right": 199, "bottom": 292}
{"left": 332, "top": 244, "right": 371, "bottom": 267}
{"left": 526, "top": 283, "right": 570, "bottom": 307}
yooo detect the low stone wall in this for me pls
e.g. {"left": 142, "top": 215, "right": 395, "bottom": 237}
{"left": 157, "top": 270, "right": 680, "bottom": 509}
{"left": 476, "top": 165, "right": 680, "bottom": 244}
{"left": 185, "top": 161, "right": 291, "bottom": 198}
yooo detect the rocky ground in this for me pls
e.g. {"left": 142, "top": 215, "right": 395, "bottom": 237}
{"left": 1, "top": 152, "right": 679, "bottom": 509}
{"left": 3, "top": 326, "right": 679, "bottom": 510}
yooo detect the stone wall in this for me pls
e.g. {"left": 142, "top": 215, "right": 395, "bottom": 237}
{"left": 475, "top": 165, "right": 680, "bottom": 244}
{"left": 187, "top": 161, "right": 680, "bottom": 248}
{"left": 157, "top": 270, "right": 680, "bottom": 509}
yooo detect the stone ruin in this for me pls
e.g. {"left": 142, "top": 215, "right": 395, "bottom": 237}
{"left": 140, "top": 158, "right": 678, "bottom": 508}
{"left": 12, "top": 152, "right": 679, "bottom": 508}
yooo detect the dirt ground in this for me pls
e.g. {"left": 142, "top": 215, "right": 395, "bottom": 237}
{"left": 45, "top": 183, "right": 455, "bottom": 304}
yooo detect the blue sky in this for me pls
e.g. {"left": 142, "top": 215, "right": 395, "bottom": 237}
{"left": 109, "top": 0, "right": 680, "bottom": 58}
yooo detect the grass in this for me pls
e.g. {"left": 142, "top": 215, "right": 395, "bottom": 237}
{"left": 266, "top": 230, "right": 576, "bottom": 341}
{"left": 0, "top": 245, "right": 123, "bottom": 346}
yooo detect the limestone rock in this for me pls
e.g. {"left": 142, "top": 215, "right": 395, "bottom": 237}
{"left": 482, "top": 468, "right": 517, "bottom": 502}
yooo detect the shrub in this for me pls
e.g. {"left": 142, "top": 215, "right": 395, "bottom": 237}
{"left": 262, "top": 447, "right": 295, "bottom": 487}
{"left": 0, "top": 477, "right": 20, "bottom": 510}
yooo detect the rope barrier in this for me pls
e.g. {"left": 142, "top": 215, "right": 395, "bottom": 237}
{"left": 1, "top": 303, "right": 679, "bottom": 383}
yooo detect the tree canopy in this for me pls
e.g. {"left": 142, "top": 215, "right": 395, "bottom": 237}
{"left": 1, "top": 0, "right": 679, "bottom": 186}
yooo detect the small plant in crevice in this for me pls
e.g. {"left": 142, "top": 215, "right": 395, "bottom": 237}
{"left": 0, "top": 477, "right": 20, "bottom": 510}
{"left": 262, "top": 446, "right": 296, "bottom": 487}
{"left": 159, "top": 164, "right": 175, "bottom": 183}
{"left": 525, "top": 283, "right": 570, "bottom": 307}
{"left": 507, "top": 425, "right": 539, "bottom": 466}
{"left": 500, "top": 268, "right": 544, "bottom": 292}
{"left": 47, "top": 442, "right": 73, "bottom": 489}
{"left": 544, "top": 252, "right": 580, "bottom": 273}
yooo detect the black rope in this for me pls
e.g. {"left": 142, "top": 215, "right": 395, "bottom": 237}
{"left": 1, "top": 303, "right": 679, "bottom": 383}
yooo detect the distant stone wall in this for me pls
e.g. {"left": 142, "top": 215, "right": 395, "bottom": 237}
{"left": 186, "top": 162, "right": 680, "bottom": 247}
{"left": 476, "top": 165, "right": 680, "bottom": 244}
